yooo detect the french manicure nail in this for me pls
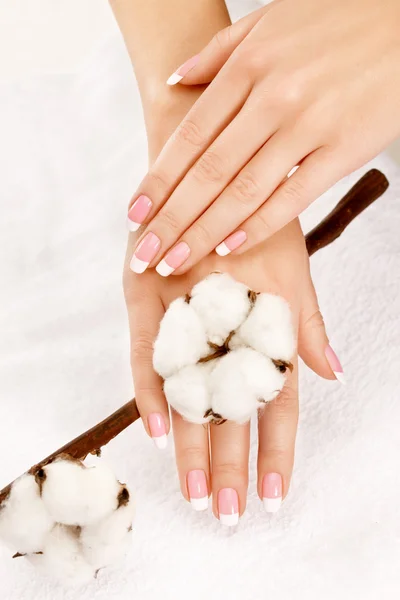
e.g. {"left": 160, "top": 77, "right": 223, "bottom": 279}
{"left": 216, "top": 230, "right": 247, "bottom": 256}
{"left": 148, "top": 413, "right": 168, "bottom": 450}
{"left": 325, "top": 345, "right": 346, "bottom": 384}
{"left": 127, "top": 195, "right": 152, "bottom": 232}
{"left": 218, "top": 488, "right": 239, "bottom": 526}
{"left": 187, "top": 470, "right": 208, "bottom": 511}
{"left": 166, "top": 54, "right": 199, "bottom": 86}
{"left": 156, "top": 242, "right": 190, "bottom": 277}
{"left": 262, "top": 473, "right": 282, "bottom": 513}
{"left": 130, "top": 232, "right": 161, "bottom": 274}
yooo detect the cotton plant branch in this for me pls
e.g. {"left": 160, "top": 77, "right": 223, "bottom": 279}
{"left": 0, "top": 168, "right": 389, "bottom": 507}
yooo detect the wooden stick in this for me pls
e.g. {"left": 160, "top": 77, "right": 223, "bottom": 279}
{"left": 0, "top": 168, "right": 389, "bottom": 506}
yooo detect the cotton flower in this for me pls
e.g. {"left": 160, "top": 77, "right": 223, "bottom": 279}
{"left": 154, "top": 272, "right": 295, "bottom": 425}
{"left": 0, "top": 458, "right": 135, "bottom": 586}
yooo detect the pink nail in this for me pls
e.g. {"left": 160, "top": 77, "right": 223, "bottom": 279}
{"left": 148, "top": 413, "right": 168, "bottom": 450}
{"left": 218, "top": 488, "right": 239, "bottom": 527}
{"left": 127, "top": 195, "right": 152, "bottom": 232}
{"left": 325, "top": 345, "right": 345, "bottom": 384}
{"left": 130, "top": 232, "right": 161, "bottom": 274}
{"left": 156, "top": 242, "right": 190, "bottom": 277}
{"left": 166, "top": 54, "right": 199, "bottom": 86}
{"left": 187, "top": 470, "right": 208, "bottom": 511}
{"left": 262, "top": 473, "right": 282, "bottom": 513}
{"left": 215, "top": 230, "right": 247, "bottom": 256}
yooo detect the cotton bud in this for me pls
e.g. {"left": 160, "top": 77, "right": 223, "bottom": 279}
{"left": 153, "top": 297, "right": 209, "bottom": 378}
{"left": 164, "top": 362, "right": 215, "bottom": 424}
{"left": 39, "top": 459, "right": 122, "bottom": 526}
{"left": 81, "top": 491, "right": 135, "bottom": 570}
{"left": 28, "top": 524, "right": 95, "bottom": 586}
{"left": 210, "top": 348, "right": 285, "bottom": 424}
{"left": 232, "top": 293, "right": 295, "bottom": 362}
{"left": 0, "top": 475, "right": 54, "bottom": 554}
{"left": 190, "top": 273, "right": 250, "bottom": 345}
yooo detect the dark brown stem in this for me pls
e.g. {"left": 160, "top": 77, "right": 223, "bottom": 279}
{"left": 305, "top": 169, "right": 389, "bottom": 256}
{"left": 0, "top": 169, "right": 389, "bottom": 507}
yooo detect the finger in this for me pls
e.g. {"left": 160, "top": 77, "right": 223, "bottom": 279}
{"left": 210, "top": 421, "right": 250, "bottom": 526}
{"left": 298, "top": 272, "right": 345, "bottom": 383}
{"left": 158, "top": 126, "right": 309, "bottom": 275}
{"left": 171, "top": 409, "right": 211, "bottom": 511}
{"left": 229, "top": 148, "right": 346, "bottom": 255}
{"left": 124, "top": 273, "right": 170, "bottom": 448}
{"left": 167, "top": 6, "right": 268, "bottom": 86}
{"left": 257, "top": 357, "right": 299, "bottom": 513}
{"left": 127, "top": 61, "right": 251, "bottom": 238}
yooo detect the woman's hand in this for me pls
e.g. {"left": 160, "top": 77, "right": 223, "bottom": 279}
{"left": 127, "top": 0, "right": 400, "bottom": 275}
{"left": 124, "top": 205, "right": 342, "bottom": 521}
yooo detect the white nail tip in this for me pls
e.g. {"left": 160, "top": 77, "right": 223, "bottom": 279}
{"left": 153, "top": 434, "right": 168, "bottom": 450}
{"left": 127, "top": 218, "right": 141, "bottom": 232}
{"left": 219, "top": 513, "right": 239, "bottom": 527}
{"left": 263, "top": 497, "right": 282, "bottom": 513}
{"left": 190, "top": 497, "right": 209, "bottom": 512}
{"left": 130, "top": 256, "right": 149, "bottom": 274}
{"left": 334, "top": 371, "right": 346, "bottom": 385}
{"left": 215, "top": 242, "right": 231, "bottom": 257}
{"left": 166, "top": 72, "right": 183, "bottom": 86}
{"left": 156, "top": 260, "right": 175, "bottom": 277}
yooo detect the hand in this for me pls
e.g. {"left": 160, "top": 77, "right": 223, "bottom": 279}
{"left": 124, "top": 208, "right": 343, "bottom": 520}
{"left": 127, "top": 0, "right": 400, "bottom": 275}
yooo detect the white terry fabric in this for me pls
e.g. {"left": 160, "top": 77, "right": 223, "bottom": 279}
{"left": 0, "top": 0, "right": 399, "bottom": 597}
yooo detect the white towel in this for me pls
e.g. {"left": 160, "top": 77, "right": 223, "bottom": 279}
{"left": 0, "top": 3, "right": 399, "bottom": 598}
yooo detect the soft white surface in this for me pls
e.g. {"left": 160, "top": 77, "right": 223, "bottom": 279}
{"left": 0, "top": 1, "right": 400, "bottom": 598}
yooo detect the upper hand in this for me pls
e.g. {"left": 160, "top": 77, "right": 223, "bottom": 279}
{"left": 127, "top": 0, "right": 400, "bottom": 275}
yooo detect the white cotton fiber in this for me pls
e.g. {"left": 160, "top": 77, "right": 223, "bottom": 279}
{"left": 0, "top": 474, "right": 54, "bottom": 554}
{"left": 81, "top": 496, "right": 135, "bottom": 570}
{"left": 41, "top": 460, "right": 121, "bottom": 526}
{"left": 164, "top": 362, "right": 215, "bottom": 424}
{"left": 190, "top": 273, "right": 250, "bottom": 345}
{"left": 210, "top": 348, "right": 285, "bottom": 424}
{"left": 153, "top": 297, "right": 209, "bottom": 378}
{"left": 232, "top": 293, "right": 295, "bottom": 361}
{"left": 28, "top": 524, "right": 95, "bottom": 586}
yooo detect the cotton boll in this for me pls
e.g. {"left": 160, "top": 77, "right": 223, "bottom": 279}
{"left": 210, "top": 348, "right": 286, "bottom": 424}
{"left": 190, "top": 273, "right": 250, "bottom": 345}
{"left": 81, "top": 496, "right": 135, "bottom": 570}
{"left": 41, "top": 460, "right": 121, "bottom": 526}
{"left": 28, "top": 524, "right": 95, "bottom": 586}
{"left": 153, "top": 297, "right": 209, "bottom": 378}
{"left": 232, "top": 293, "right": 295, "bottom": 362}
{"left": 0, "top": 475, "right": 54, "bottom": 554}
{"left": 164, "top": 362, "right": 215, "bottom": 424}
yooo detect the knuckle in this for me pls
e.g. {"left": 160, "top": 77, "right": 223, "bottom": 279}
{"left": 157, "top": 208, "right": 182, "bottom": 234}
{"left": 193, "top": 150, "right": 225, "bottom": 184}
{"left": 213, "top": 26, "right": 232, "bottom": 51}
{"left": 249, "top": 209, "right": 274, "bottom": 239}
{"left": 181, "top": 445, "right": 206, "bottom": 462}
{"left": 145, "top": 169, "right": 170, "bottom": 195}
{"left": 302, "top": 308, "right": 325, "bottom": 332}
{"left": 230, "top": 171, "right": 260, "bottom": 206}
{"left": 131, "top": 335, "right": 154, "bottom": 364}
{"left": 174, "top": 119, "right": 203, "bottom": 149}
{"left": 278, "top": 78, "right": 305, "bottom": 109}
{"left": 282, "top": 176, "right": 307, "bottom": 205}
{"left": 272, "top": 386, "right": 298, "bottom": 415}
{"left": 215, "top": 461, "right": 247, "bottom": 479}
{"left": 190, "top": 219, "right": 212, "bottom": 247}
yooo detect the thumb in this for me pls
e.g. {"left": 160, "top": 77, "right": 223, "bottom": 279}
{"left": 167, "top": 6, "right": 267, "bottom": 86}
{"left": 298, "top": 276, "right": 345, "bottom": 384}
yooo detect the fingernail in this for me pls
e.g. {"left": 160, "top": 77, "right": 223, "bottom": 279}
{"left": 148, "top": 413, "right": 168, "bottom": 449}
{"left": 187, "top": 470, "right": 208, "bottom": 511}
{"left": 130, "top": 232, "right": 161, "bottom": 274}
{"left": 215, "top": 230, "right": 247, "bottom": 256}
{"left": 218, "top": 488, "right": 239, "bottom": 526}
{"left": 262, "top": 473, "right": 282, "bottom": 513}
{"left": 127, "top": 195, "right": 152, "bottom": 232}
{"left": 156, "top": 242, "right": 190, "bottom": 277}
{"left": 166, "top": 54, "right": 199, "bottom": 86}
{"left": 325, "top": 345, "right": 346, "bottom": 384}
